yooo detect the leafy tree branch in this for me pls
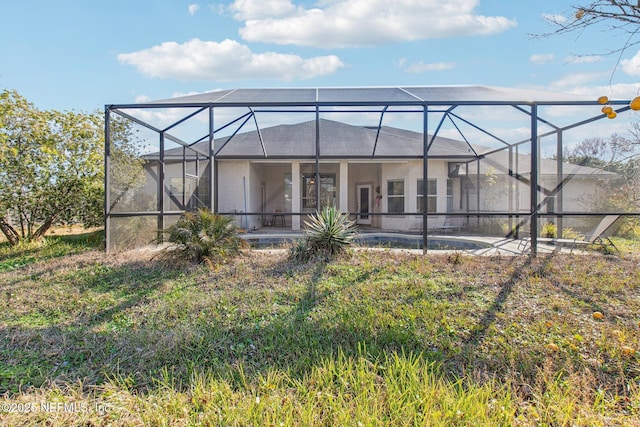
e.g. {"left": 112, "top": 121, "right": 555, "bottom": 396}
{"left": 0, "top": 89, "right": 105, "bottom": 245}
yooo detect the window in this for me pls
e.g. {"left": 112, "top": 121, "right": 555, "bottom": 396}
{"left": 387, "top": 180, "right": 405, "bottom": 213}
{"left": 417, "top": 179, "right": 437, "bottom": 213}
{"left": 446, "top": 178, "right": 454, "bottom": 212}
{"left": 302, "top": 173, "right": 336, "bottom": 211}
{"left": 168, "top": 176, "right": 203, "bottom": 210}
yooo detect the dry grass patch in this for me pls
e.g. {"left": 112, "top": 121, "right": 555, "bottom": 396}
{"left": 1, "top": 241, "right": 639, "bottom": 425}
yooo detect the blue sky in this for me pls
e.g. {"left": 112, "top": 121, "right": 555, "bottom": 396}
{"left": 2, "top": 0, "right": 640, "bottom": 113}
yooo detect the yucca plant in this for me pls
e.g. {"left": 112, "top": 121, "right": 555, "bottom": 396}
{"left": 161, "top": 209, "right": 247, "bottom": 265}
{"left": 291, "top": 206, "right": 357, "bottom": 261}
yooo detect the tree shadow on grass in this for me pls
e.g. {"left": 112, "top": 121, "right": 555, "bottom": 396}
{"left": 464, "top": 255, "right": 532, "bottom": 349}
{"left": 0, "top": 255, "right": 189, "bottom": 394}
{"left": 1, "top": 251, "right": 441, "bottom": 395}
{"left": 462, "top": 253, "right": 564, "bottom": 350}
{"left": 550, "top": 255, "right": 627, "bottom": 316}
{"left": 454, "top": 253, "right": 637, "bottom": 393}
{"left": 0, "top": 231, "right": 103, "bottom": 274}
{"left": 3, "top": 249, "right": 627, "bottom": 400}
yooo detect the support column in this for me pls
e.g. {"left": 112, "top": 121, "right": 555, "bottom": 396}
{"left": 508, "top": 146, "right": 513, "bottom": 236}
{"left": 515, "top": 145, "right": 520, "bottom": 210}
{"left": 209, "top": 107, "right": 216, "bottom": 212}
{"left": 530, "top": 104, "right": 539, "bottom": 256}
{"left": 182, "top": 147, "right": 186, "bottom": 209}
{"left": 476, "top": 161, "right": 481, "bottom": 213}
{"left": 556, "top": 131, "right": 564, "bottom": 238}
{"left": 339, "top": 160, "right": 349, "bottom": 212}
{"left": 159, "top": 132, "right": 165, "bottom": 234}
{"left": 315, "top": 107, "right": 321, "bottom": 209}
{"left": 476, "top": 160, "right": 481, "bottom": 230}
{"left": 292, "top": 161, "right": 301, "bottom": 230}
{"left": 104, "top": 107, "right": 111, "bottom": 252}
{"left": 422, "top": 105, "right": 429, "bottom": 254}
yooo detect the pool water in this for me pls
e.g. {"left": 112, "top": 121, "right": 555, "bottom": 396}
{"left": 355, "top": 235, "right": 491, "bottom": 250}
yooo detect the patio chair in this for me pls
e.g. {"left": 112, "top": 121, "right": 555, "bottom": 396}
{"left": 570, "top": 214, "right": 620, "bottom": 252}
{"left": 437, "top": 216, "right": 466, "bottom": 234}
{"left": 519, "top": 215, "right": 620, "bottom": 253}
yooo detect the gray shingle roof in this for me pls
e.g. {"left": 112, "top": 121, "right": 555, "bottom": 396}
{"left": 157, "top": 118, "right": 615, "bottom": 179}
{"left": 196, "top": 119, "right": 474, "bottom": 158}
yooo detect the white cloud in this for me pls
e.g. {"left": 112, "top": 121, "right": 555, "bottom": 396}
{"left": 118, "top": 38, "right": 344, "bottom": 81}
{"left": 229, "top": 0, "right": 297, "bottom": 20}
{"left": 232, "top": 0, "right": 516, "bottom": 48}
{"left": 548, "top": 71, "right": 608, "bottom": 90}
{"left": 134, "top": 94, "right": 152, "bottom": 103}
{"left": 621, "top": 50, "right": 640, "bottom": 76}
{"left": 542, "top": 13, "right": 568, "bottom": 24}
{"left": 530, "top": 53, "right": 554, "bottom": 65}
{"left": 188, "top": 4, "right": 200, "bottom": 15}
{"left": 566, "top": 82, "right": 640, "bottom": 100}
{"left": 404, "top": 61, "right": 456, "bottom": 73}
{"left": 565, "top": 55, "right": 602, "bottom": 64}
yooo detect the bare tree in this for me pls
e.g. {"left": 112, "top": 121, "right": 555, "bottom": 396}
{"left": 543, "top": 1, "right": 640, "bottom": 60}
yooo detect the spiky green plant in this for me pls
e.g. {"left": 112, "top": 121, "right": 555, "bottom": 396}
{"left": 162, "top": 209, "right": 247, "bottom": 265}
{"left": 292, "top": 207, "right": 357, "bottom": 261}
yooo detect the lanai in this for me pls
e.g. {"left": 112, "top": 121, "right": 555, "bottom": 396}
{"left": 105, "top": 86, "right": 636, "bottom": 254}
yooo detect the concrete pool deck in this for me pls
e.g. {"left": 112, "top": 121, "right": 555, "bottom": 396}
{"left": 240, "top": 229, "right": 582, "bottom": 256}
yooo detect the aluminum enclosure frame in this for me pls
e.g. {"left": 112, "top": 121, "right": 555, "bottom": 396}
{"left": 105, "top": 86, "right": 636, "bottom": 255}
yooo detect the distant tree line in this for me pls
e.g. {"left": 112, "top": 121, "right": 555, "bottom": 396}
{"left": 563, "top": 130, "right": 640, "bottom": 211}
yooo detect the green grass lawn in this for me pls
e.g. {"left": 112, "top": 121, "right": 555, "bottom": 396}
{"left": 0, "top": 236, "right": 639, "bottom": 426}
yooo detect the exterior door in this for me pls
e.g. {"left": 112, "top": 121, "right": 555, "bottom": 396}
{"left": 357, "top": 184, "right": 372, "bottom": 225}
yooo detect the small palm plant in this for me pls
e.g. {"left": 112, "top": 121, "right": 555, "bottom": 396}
{"left": 161, "top": 209, "right": 247, "bottom": 265}
{"left": 290, "top": 206, "right": 358, "bottom": 262}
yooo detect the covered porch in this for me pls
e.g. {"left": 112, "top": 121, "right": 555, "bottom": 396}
{"left": 222, "top": 159, "right": 467, "bottom": 233}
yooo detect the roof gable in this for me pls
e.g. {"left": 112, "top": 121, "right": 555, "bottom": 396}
{"left": 211, "top": 119, "right": 474, "bottom": 158}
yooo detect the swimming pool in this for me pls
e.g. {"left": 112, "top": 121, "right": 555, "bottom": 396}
{"left": 355, "top": 234, "right": 491, "bottom": 250}
{"left": 242, "top": 233, "right": 493, "bottom": 250}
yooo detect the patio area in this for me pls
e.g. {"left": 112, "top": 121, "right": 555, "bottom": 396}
{"left": 239, "top": 227, "right": 584, "bottom": 256}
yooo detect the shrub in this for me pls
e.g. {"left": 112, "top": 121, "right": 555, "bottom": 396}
{"left": 617, "top": 216, "right": 640, "bottom": 238}
{"left": 560, "top": 227, "right": 582, "bottom": 240}
{"left": 290, "top": 207, "right": 358, "bottom": 262}
{"left": 541, "top": 222, "right": 557, "bottom": 238}
{"left": 288, "top": 238, "right": 311, "bottom": 262}
{"left": 161, "top": 209, "right": 247, "bottom": 265}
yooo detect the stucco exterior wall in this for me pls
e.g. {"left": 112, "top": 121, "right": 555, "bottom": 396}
{"left": 217, "top": 161, "right": 254, "bottom": 228}
{"left": 212, "top": 159, "right": 611, "bottom": 234}
{"left": 380, "top": 160, "right": 451, "bottom": 232}
{"left": 477, "top": 175, "right": 604, "bottom": 214}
